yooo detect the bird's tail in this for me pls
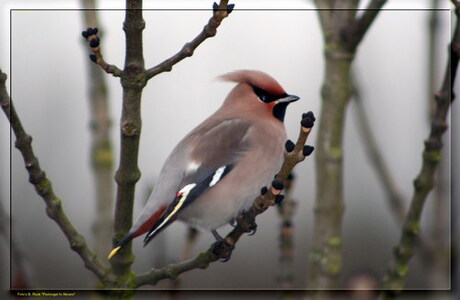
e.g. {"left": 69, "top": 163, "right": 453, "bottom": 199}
{"left": 108, "top": 234, "right": 133, "bottom": 260}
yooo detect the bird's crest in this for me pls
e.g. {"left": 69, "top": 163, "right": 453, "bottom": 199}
{"left": 219, "top": 70, "right": 286, "bottom": 96}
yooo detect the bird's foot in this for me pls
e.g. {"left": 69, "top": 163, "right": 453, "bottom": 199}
{"left": 211, "top": 230, "right": 234, "bottom": 262}
{"left": 246, "top": 220, "right": 257, "bottom": 236}
{"left": 211, "top": 239, "right": 235, "bottom": 262}
{"left": 238, "top": 211, "right": 257, "bottom": 236}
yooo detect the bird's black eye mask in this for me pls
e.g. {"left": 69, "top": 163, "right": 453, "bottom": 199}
{"left": 251, "top": 85, "right": 288, "bottom": 103}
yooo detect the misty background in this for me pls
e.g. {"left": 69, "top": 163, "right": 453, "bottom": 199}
{"left": 0, "top": 0, "right": 457, "bottom": 296}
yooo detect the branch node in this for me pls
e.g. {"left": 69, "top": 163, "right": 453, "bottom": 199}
{"left": 121, "top": 121, "right": 140, "bottom": 137}
{"left": 182, "top": 43, "right": 194, "bottom": 57}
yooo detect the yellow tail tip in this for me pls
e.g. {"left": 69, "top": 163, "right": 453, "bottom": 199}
{"left": 108, "top": 246, "right": 121, "bottom": 260}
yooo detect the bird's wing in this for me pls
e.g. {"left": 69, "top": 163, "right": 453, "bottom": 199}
{"left": 142, "top": 118, "right": 252, "bottom": 245}
{"left": 143, "top": 164, "right": 234, "bottom": 245}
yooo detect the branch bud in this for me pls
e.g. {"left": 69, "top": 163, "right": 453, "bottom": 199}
{"left": 271, "top": 180, "right": 284, "bottom": 194}
{"left": 275, "top": 194, "right": 284, "bottom": 204}
{"left": 89, "top": 55, "right": 97, "bottom": 63}
{"left": 212, "top": 2, "right": 219, "bottom": 12}
{"left": 302, "top": 111, "right": 316, "bottom": 122}
{"left": 260, "top": 186, "right": 268, "bottom": 195}
{"left": 303, "top": 145, "right": 315, "bottom": 156}
{"left": 301, "top": 117, "right": 314, "bottom": 129}
{"left": 227, "top": 4, "right": 235, "bottom": 13}
{"left": 285, "top": 139, "right": 295, "bottom": 152}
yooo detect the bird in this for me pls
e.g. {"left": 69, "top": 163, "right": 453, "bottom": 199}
{"left": 108, "top": 70, "right": 299, "bottom": 259}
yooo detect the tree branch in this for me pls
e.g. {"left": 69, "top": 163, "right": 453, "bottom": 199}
{"left": 0, "top": 69, "right": 115, "bottom": 286}
{"left": 82, "top": 28, "right": 123, "bottom": 77}
{"left": 133, "top": 113, "right": 316, "bottom": 287}
{"left": 109, "top": 0, "right": 146, "bottom": 284}
{"left": 381, "top": 3, "right": 459, "bottom": 296}
{"left": 145, "top": 0, "right": 233, "bottom": 79}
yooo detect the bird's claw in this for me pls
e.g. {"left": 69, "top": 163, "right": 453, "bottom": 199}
{"left": 239, "top": 212, "right": 257, "bottom": 235}
{"left": 211, "top": 239, "right": 235, "bottom": 262}
{"left": 247, "top": 222, "right": 257, "bottom": 236}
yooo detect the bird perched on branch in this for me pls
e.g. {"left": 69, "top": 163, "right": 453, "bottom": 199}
{"left": 109, "top": 70, "right": 299, "bottom": 259}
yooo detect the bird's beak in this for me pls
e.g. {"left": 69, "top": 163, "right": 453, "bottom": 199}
{"left": 277, "top": 94, "right": 300, "bottom": 104}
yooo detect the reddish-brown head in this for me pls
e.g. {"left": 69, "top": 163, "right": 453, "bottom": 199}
{"left": 219, "top": 70, "right": 299, "bottom": 122}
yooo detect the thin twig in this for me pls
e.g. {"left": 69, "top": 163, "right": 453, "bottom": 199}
{"left": 133, "top": 113, "right": 316, "bottom": 288}
{"left": 381, "top": 2, "right": 459, "bottom": 297}
{"left": 0, "top": 69, "right": 115, "bottom": 286}
{"left": 145, "top": 0, "right": 232, "bottom": 79}
{"left": 82, "top": 28, "right": 122, "bottom": 77}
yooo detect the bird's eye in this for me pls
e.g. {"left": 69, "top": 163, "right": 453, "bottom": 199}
{"left": 252, "top": 85, "right": 266, "bottom": 102}
{"left": 252, "top": 85, "right": 272, "bottom": 103}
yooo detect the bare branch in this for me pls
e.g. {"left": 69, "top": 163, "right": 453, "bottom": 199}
{"left": 145, "top": 0, "right": 233, "bottom": 79}
{"left": 109, "top": 0, "right": 146, "bottom": 282}
{"left": 0, "top": 69, "right": 115, "bottom": 286}
{"left": 381, "top": 4, "right": 459, "bottom": 297}
{"left": 133, "top": 113, "right": 316, "bottom": 287}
